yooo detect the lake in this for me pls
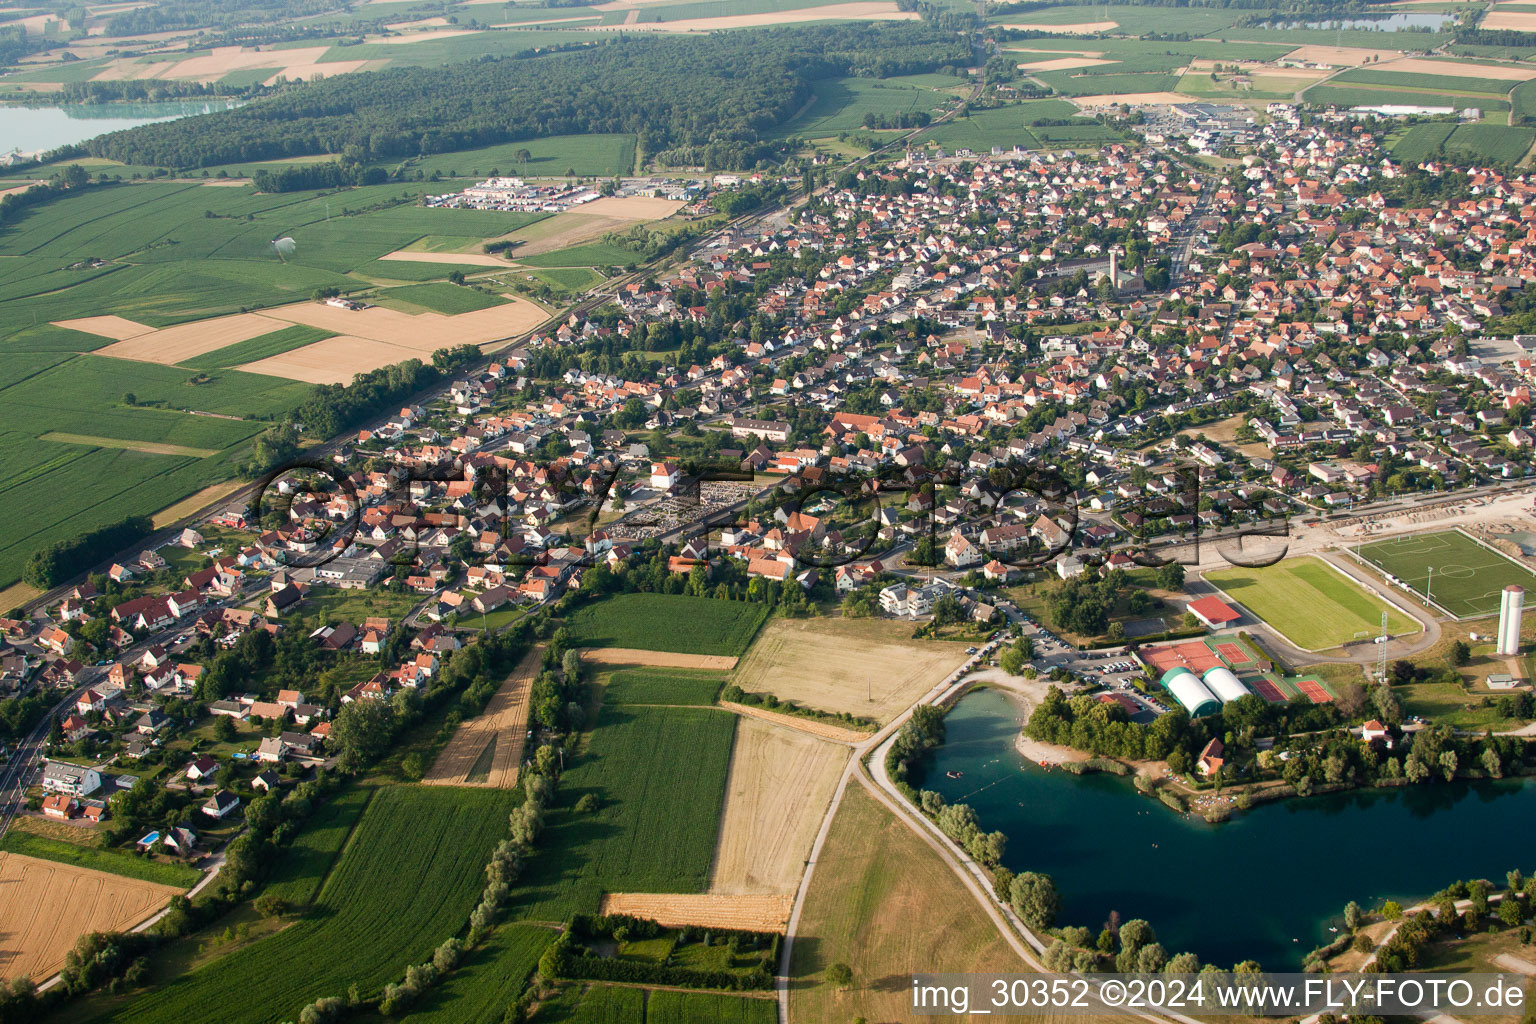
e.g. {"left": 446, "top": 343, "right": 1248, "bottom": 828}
{"left": 0, "top": 100, "right": 238, "bottom": 158}
{"left": 1270, "top": 13, "right": 1454, "bottom": 31}
{"left": 922, "top": 688, "right": 1536, "bottom": 970}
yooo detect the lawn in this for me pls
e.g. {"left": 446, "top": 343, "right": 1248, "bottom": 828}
{"left": 377, "top": 282, "right": 509, "bottom": 315}
{"left": 290, "top": 586, "right": 425, "bottom": 629}
{"left": 180, "top": 325, "right": 336, "bottom": 370}
{"left": 565, "top": 594, "right": 769, "bottom": 657}
{"left": 508, "top": 704, "right": 736, "bottom": 922}
{"left": 602, "top": 668, "right": 726, "bottom": 706}
{"left": 101, "top": 786, "right": 517, "bottom": 1024}
{"left": 0, "top": 831, "right": 203, "bottom": 888}
{"left": 787, "top": 784, "right": 1028, "bottom": 1023}
{"left": 1205, "top": 558, "right": 1417, "bottom": 651}
{"left": 258, "top": 786, "right": 375, "bottom": 908}
{"left": 1354, "top": 529, "right": 1536, "bottom": 619}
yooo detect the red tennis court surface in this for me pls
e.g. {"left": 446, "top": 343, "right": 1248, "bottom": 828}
{"left": 1140, "top": 640, "right": 1223, "bottom": 674}
{"left": 1296, "top": 678, "right": 1334, "bottom": 704}
{"left": 1250, "top": 677, "right": 1286, "bottom": 703}
{"left": 1215, "top": 642, "right": 1250, "bottom": 665}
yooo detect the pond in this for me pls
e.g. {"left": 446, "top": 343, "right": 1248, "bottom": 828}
{"left": 922, "top": 687, "right": 1536, "bottom": 970}
{"left": 1, "top": 100, "right": 239, "bottom": 159}
{"left": 1268, "top": 13, "right": 1454, "bottom": 31}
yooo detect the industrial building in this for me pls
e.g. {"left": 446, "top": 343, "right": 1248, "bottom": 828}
{"left": 1159, "top": 667, "right": 1222, "bottom": 718}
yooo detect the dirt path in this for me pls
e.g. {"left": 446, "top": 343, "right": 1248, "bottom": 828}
{"left": 423, "top": 646, "right": 541, "bottom": 788}
{"left": 718, "top": 701, "right": 870, "bottom": 744}
{"left": 579, "top": 647, "right": 737, "bottom": 670}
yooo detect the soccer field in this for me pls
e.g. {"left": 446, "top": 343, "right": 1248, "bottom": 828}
{"left": 1354, "top": 530, "right": 1536, "bottom": 620}
{"left": 1205, "top": 558, "right": 1417, "bottom": 651}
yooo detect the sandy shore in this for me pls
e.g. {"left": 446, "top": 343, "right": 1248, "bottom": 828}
{"left": 963, "top": 668, "right": 1092, "bottom": 766}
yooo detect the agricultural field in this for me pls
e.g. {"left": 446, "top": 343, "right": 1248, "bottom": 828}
{"left": 180, "top": 325, "right": 336, "bottom": 370}
{"left": 994, "top": 3, "right": 1246, "bottom": 36}
{"left": 368, "top": 133, "right": 637, "bottom": 180}
{"left": 1355, "top": 529, "right": 1536, "bottom": 619}
{"left": 0, "top": 829, "right": 200, "bottom": 887}
{"left": 509, "top": 704, "right": 736, "bottom": 922}
{"left": 1302, "top": 83, "right": 1508, "bottom": 111}
{"left": 377, "top": 282, "right": 509, "bottom": 315}
{"left": 729, "top": 615, "right": 968, "bottom": 723}
{"left": 516, "top": 242, "right": 647, "bottom": 269}
{"left": 0, "top": 852, "right": 184, "bottom": 982}
{"left": 392, "top": 923, "right": 556, "bottom": 1024}
{"left": 916, "top": 100, "right": 1104, "bottom": 152}
{"left": 1391, "top": 122, "right": 1536, "bottom": 163}
{"left": 710, "top": 716, "right": 847, "bottom": 895}
{"left": 565, "top": 594, "right": 770, "bottom": 657}
{"left": 601, "top": 667, "right": 726, "bottom": 707}
{"left": 535, "top": 984, "right": 777, "bottom": 1024}
{"left": 770, "top": 74, "right": 961, "bottom": 137}
{"left": 102, "top": 786, "right": 517, "bottom": 1024}
{"left": 1330, "top": 67, "right": 1521, "bottom": 96}
{"left": 1205, "top": 557, "right": 1418, "bottom": 651}
{"left": 788, "top": 784, "right": 1032, "bottom": 1024}
{"left": 424, "top": 647, "right": 540, "bottom": 789}
{"left": 256, "top": 786, "right": 376, "bottom": 908}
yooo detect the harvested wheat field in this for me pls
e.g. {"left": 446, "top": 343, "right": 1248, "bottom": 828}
{"left": 600, "top": 893, "right": 794, "bottom": 932}
{"left": 51, "top": 315, "right": 154, "bottom": 341}
{"left": 1482, "top": 9, "right": 1536, "bottom": 29}
{"left": 1016, "top": 56, "right": 1115, "bottom": 71}
{"left": 0, "top": 852, "right": 182, "bottom": 982}
{"left": 235, "top": 335, "right": 414, "bottom": 384}
{"left": 1073, "top": 91, "right": 1191, "bottom": 107}
{"left": 730, "top": 617, "right": 967, "bottom": 725}
{"left": 602, "top": 4, "right": 918, "bottom": 30}
{"left": 95, "top": 311, "right": 283, "bottom": 364}
{"left": 709, "top": 717, "right": 846, "bottom": 895}
{"left": 424, "top": 647, "right": 541, "bottom": 788}
{"left": 378, "top": 250, "right": 515, "bottom": 268}
{"left": 491, "top": 197, "right": 683, "bottom": 257}
{"left": 1381, "top": 56, "right": 1536, "bottom": 80}
{"left": 1277, "top": 44, "right": 1405, "bottom": 66}
{"left": 580, "top": 647, "right": 738, "bottom": 671}
{"left": 1000, "top": 18, "right": 1117, "bottom": 32}
{"left": 719, "top": 701, "right": 869, "bottom": 744}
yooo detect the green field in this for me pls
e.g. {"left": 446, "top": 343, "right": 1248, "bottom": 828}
{"left": 395, "top": 133, "right": 638, "bottom": 178}
{"left": 1329, "top": 68, "right": 1518, "bottom": 97}
{"left": 916, "top": 100, "right": 1091, "bottom": 152}
{"left": 180, "top": 325, "right": 337, "bottom": 369}
{"left": 0, "top": 830, "right": 202, "bottom": 888}
{"left": 566, "top": 594, "right": 769, "bottom": 656}
{"left": 509, "top": 704, "right": 736, "bottom": 922}
{"left": 1206, "top": 558, "right": 1418, "bottom": 650}
{"left": 1302, "top": 84, "right": 1509, "bottom": 111}
{"left": 994, "top": 4, "right": 1246, "bottom": 35}
{"left": 1354, "top": 530, "right": 1536, "bottom": 619}
{"left": 257, "top": 786, "right": 375, "bottom": 908}
{"left": 1392, "top": 122, "right": 1536, "bottom": 164}
{"left": 102, "top": 786, "right": 517, "bottom": 1024}
{"left": 771, "top": 75, "right": 959, "bottom": 137}
{"left": 602, "top": 668, "right": 726, "bottom": 706}
{"left": 393, "top": 923, "right": 555, "bottom": 1024}
{"left": 539, "top": 985, "right": 777, "bottom": 1023}
{"left": 378, "top": 282, "right": 509, "bottom": 314}
{"left": 517, "top": 242, "right": 644, "bottom": 269}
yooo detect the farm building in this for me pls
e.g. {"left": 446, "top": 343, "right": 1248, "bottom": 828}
{"left": 1201, "top": 666, "right": 1251, "bottom": 704}
{"left": 1187, "top": 595, "right": 1241, "bottom": 629}
{"left": 1159, "top": 667, "right": 1221, "bottom": 718}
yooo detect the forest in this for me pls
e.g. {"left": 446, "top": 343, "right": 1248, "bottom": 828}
{"left": 74, "top": 25, "right": 972, "bottom": 171}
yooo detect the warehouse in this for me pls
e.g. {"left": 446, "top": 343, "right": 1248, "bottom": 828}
{"left": 1159, "top": 667, "right": 1222, "bottom": 718}
{"left": 1201, "top": 665, "right": 1251, "bottom": 704}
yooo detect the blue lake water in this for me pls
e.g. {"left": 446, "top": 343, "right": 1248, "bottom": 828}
{"left": 0, "top": 100, "right": 238, "bottom": 158}
{"left": 922, "top": 688, "right": 1536, "bottom": 970}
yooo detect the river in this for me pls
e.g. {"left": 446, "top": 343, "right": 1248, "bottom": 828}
{"left": 0, "top": 100, "right": 238, "bottom": 159}
{"left": 922, "top": 688, "right": 1536, "bottom": 970}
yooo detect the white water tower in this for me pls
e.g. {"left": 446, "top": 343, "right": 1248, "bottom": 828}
{"left": 1497, "top": 585, "right": 1525, "bottom": 656}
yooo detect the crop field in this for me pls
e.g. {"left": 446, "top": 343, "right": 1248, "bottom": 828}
{"left": 771, "top": 74, "right": 958, "bottom": 136}
{"left": 180, "top": 325, "right": 337, "bottom": 369}
{"left": 257, "top": 786, "right": 375, "bottom": 908}
{"left": 1355, "top": 529, "right": 1536, "bottom": 619}
{"left": 516, "top": 241, "right": 647, "bottom": 268}
{"left": 105, "top": 786, "right": 517, "bottom": 1024}
{"left": 709, "top": 716, "right": 846, "bottom": 895}
{"left": 0, "top": 852, "right": 184, "bottom": 982}
{"left": 1392, "top": 122, "right": 1536, "bottom": 162}
{"left": 424, "top": 647, "right": 540, "bottom": 788}
{"left": 1206, "top": 557, "right": 1418, "bottom": 650}
{"left": 538, "top": 985, "right": 776, "bottom": 1024}
{"left": 1302, "top": 83, "right": 1509, "bottom": 110}
{"left": 994, "top": 3, "right": 1245, "bottom": 35}
{"left": 509, "top": 705, "right": 736, "bottom": 922}
{"left": 391, "top": 923, "right": 555, "bottom": 1024}
{"left": 730, "top": 616, "right": 968, "bottom": 724}
{"left": 788, "top": 784, "right": 1032, "bottom": 1024}
{"left": 0, "top": 831, "right": 202, "bottom": 888}
{"left": 916, "top": 101, "right": 1095, "bottom": 152}
{"left": 1330, "top": 67, "right": 1520, "bottom": 95}
{"left": 378, "top": 282, "right": 509, "bottom": 314}
{"left": 602, "top": 667, "right": 726, "bottom": 706}
{"left": 565, "top": 594, "right": 770, "bottom": 656}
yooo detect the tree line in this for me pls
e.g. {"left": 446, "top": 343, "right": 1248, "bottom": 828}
{"left": 73, "top": 26, "right": 971, "bottom": 171}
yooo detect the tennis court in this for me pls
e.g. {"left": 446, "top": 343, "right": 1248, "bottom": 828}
{"left": 1294, "top": 677, "right": 1335, "bottom": 704}
{"left": 1215, "top": 642, "right": 1251, "bottom": 666}
{"left": 1354, "top": 529, "right": 1536, "bottom": 620}
{"left": 1249, "top": 676, "right": 1287, "bottom": 703}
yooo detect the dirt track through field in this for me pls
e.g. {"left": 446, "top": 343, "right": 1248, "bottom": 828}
{"left": 599, "top": 892, "right": 794, "bottom": 931}
{"left": 579, "top": 648, "right": 738, "bottom": 670}
{"left": 709, "top": 717, "right": 847, "bottom": 895}
{"left": 423, "top": 646, "right": 541, "bottom": 788}
{"left": 0, "top": 852, "right": 183, "bottom": 981}
{"left": 718, "top": 701, "right": 869, "bottom": 744}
